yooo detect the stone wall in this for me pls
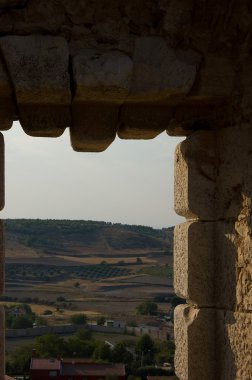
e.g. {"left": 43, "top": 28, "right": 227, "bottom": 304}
{"left": 174, "top": 125, "right": 252, "bottom": 379}
{"left": 0, "top": 1, "right": 251, "bottom": 147}
{"left": 0, "top": 133, "right": 4, "bottom": 380}
{"left": 0, "top": 1, "right": 251, "bottom": 379}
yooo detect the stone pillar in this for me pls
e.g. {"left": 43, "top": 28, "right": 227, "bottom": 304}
{"left": 173, "top": 124, "right": 252, "bottom": 379}
{"left": 0, "top": 133, "right": 4, "bottom": 380}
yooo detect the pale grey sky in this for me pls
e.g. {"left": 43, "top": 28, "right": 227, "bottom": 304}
{"left": 1, "top": 122, "right": 184, "bottom": 228}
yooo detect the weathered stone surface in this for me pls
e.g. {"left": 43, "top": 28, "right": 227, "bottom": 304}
{"left": 215, "top": 222, "right": 252, "bottom": 313}
{"left": 175, "top": 124, "right": 252, "bottom": 222}
{"left": 0, "top": 36, "right": 71, "bottom": 137}
{"left": 129, "top": 37, "right": 201, "bottom": 103}
{"left": 0, "top": 56, "right": 15, "bottom": 130}
{"left": 174, "top": 221, "right": 215, "bottom": 306}
{"left": 0, "top": 0, "right": 26, "bottom": 8}
{"left": 71, "top": 49, "right": 132, "bottom": 151}
{"left": 72, "top": 49, "right": 133, "bottom": 103}
{"left": 118, "top": 103, "right": 173, "bottom": 139}
{"left": 216, "top": 310, "right": 252, "bottom": 380}
{"left": 174, "top": 305, "right": 215, "bottom": 380}
{"left": 0, "top": 306, "right": 4, "bottom": 380}
{"left": 71, "top": 103, "right": 118, "bottom": 152}
{"left": 167, "top": 97, "right": 230, "bottom": 137}
{"left": 0, "top": 134, "right": 4, "bottom": 212}
{"left": 216, "top": 124, "right": 252, "bottom": 221}
{"left": 192, "top": 55, "right": 235, "bottom": 98}
{"left": 174, "top": 220, "right": 251, "bottom": 312}
{"left": 0, "top": 221, "right": 4, "bottom": 295}
{"left": 174, "top": 132, "right": 216, "bottom": 220}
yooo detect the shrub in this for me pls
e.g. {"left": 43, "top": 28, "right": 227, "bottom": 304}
{"left": 70, "top": 313, "right": 87, "bottom": 325}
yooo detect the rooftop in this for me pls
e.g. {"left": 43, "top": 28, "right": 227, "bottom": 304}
{"left": 30, "top": 358, "right": 61, "bottom": 371}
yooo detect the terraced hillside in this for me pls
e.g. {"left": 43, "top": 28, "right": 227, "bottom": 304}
{"left": 5, "top": 219, "right": 173, "bottom": 257}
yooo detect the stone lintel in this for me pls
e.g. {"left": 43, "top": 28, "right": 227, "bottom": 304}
{"left": 71, "top": 102, "right": 118, "bottom": 152}
{"left": 0, "top": 35, "right": 71, "bottom": 137}
{"left": 167, "top": 96, "right": 231, "bottom": 137}
{"left": 118, "top": 103, "right": 173, "bottom": 139}
{"left": 0, "top": 55, "right": 15, "bottom": 131}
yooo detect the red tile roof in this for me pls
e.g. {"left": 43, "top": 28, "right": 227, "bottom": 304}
{"left": 30, "top": 358, "right": 61, "bottom": 370}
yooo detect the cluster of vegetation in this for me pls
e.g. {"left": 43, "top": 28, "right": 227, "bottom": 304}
{"left": 0, "top": 295, "right": 76, "bottom": 311}
{"left": 136, "top": 301, "right": 158, "bottom": 316}
{"left": 5, "top": 304, "right": 48, "bottom": 329}
{"left": 5, "top": 219, "right": 173, "bottom": 252}
{"left": 6, "top": 263, "right": 131, "bottom": 283}
{"left": 5, "top": 302, "right": 91, "bottom": 328}
{"left": 6, "top": 331, "right": 175, "bottom": 378}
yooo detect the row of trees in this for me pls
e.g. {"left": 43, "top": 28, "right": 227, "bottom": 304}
{"left": 6, "top": 330, "right": 175, "bottom": 378}
{"left": 5, "top": 303, "right": 88, "bottom": 329}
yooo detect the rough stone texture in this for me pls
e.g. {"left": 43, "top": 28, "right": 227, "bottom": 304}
{"left": 216, "top": 310, "right": 252, "bottom": 380}
{"left": 71, "top": 103, "right": 118, "bottom": 152}
{"left": 0, "top": 221, "right": 3, "bottom": 296}
{"left": 71, "top": 49, "right": 132, "bottom": 151}
{"left": 0, "top": 1, "right": 26, "bottom": 8}
{"left": 0, "top": 0, "right": 249, "bottom": 142}
{"left": 216, "top": 124, "right": 252, "bottom": 221}
{"left": 129, "top": 37, "right": 202, "bottom": 103}
{"left": 174, "top": 305, "right": 215, "bottom": 380}
{"left": 0, "top": 306, "right": 4, "bottom": 380}
{"left": 174, "top": 124, "right": 252, "bottom": 221}
{"left": 0, "top": 56, "right": 15, "bottom": 131}
{"left": 118, "top": 103, "right": 173, "bottom": 139}
{"left": 0, "top": 35, "right": 71, "bottom": 137}
{"left": 0, "top": 134, "right": 4, "bottom": 212}
{"left": 167, "top": 97, "right": 231, "bottom": 137}
{"left": 174, "top": 221, "right": 215, "bottom": 307}
{"left": 174, "top": 132, "right": 216, "bottom": 220}
{"left": 72, "top": 49, "right": 133, "bottom": 103}
{"left": 174, "top": 220, "right": 252, "bottom": 312}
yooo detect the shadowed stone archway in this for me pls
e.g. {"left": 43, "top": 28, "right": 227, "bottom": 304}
{"left": 0, "top": 1, "right": 251, "bottom": 379}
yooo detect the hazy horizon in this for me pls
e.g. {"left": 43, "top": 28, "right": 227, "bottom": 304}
{"left": 1, "top": 122, "right": 184, "bottom": 228}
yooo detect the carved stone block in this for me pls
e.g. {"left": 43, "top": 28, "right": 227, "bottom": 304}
{"left": 0, "top": 36, "right": 71, "bottom": 137}
{"left": 174, "top": 305, "right": 215, "bottom": 380}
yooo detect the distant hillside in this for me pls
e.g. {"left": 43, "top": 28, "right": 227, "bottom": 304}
{"left": 5, "top": 219, "right": 174, "bottom": 257}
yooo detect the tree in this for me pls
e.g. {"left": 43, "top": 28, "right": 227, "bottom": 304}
{"left": 34, "top": 334, "right": 66, "bottom": 357}
{"left": 11, "top": 315, "right": 34, "bottom": 329}
{"left": 136, "top": 301, "right": 158, "bottom": 315}
{"left": 74, "top": 328, "right": 92, "bottom": 341}
{"left": 135, "top": 334, "right": 155, "bottom": 365}
{"left": 64, "top": 337, "right": 95, "bottom": 358}
{"left": 7, "top": 343, "right": 33, "bottom": 375}
{"left": 70, "top": 313, "right": 87, "bottom": 325}
{"left": 111, "top": 342, "right": 133, "bottom": 365}
{"left": 92, "top": 342, "right": 111, "bottom": 362}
